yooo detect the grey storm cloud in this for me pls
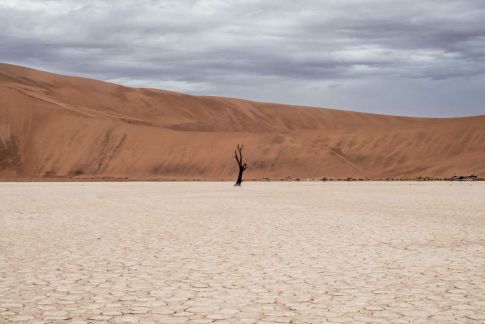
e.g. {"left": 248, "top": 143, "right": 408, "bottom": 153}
{"left": 1, "top": 0, "right": 485, "bottom": 116}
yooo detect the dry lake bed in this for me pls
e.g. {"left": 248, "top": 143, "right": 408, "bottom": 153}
{"left": 0, "top": 182, "right": 484, "bottom": 323}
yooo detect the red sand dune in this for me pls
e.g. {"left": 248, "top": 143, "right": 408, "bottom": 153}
{"left": 1, "top": 62, "right": 484, "bottom": 180}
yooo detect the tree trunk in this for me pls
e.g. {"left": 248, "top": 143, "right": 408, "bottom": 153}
{"left": 235, "top": 167, "right": 244, "bottom": 186}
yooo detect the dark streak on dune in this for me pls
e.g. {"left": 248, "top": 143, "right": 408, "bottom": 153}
{"left": 0, "top": 135, "right": 20, "bottom": 170}
{"left": 0, "top": 62, "right": 484, "bottom": 181}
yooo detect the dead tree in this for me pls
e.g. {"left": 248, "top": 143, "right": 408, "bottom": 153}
{"left": 234, "top": 144, "right": 248, "bottom": 186}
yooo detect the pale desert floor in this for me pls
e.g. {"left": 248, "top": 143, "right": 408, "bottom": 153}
{"left": 0, "top": 182, "right": 484, "bottom": 324}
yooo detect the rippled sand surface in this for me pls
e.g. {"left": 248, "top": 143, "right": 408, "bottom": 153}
{"left": 1, "top": 182, "right": 484, "bottom": 323}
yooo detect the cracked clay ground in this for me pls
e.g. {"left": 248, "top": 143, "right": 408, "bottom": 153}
{"left": 1, "top": 182, "right": 484, "bottom": 323}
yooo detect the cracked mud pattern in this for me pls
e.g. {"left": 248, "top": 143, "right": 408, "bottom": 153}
{"left": 1, "top": 182, "right": 484, "bottom": 323}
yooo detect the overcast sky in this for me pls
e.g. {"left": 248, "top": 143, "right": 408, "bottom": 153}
{"left": 1, "top": 0, "right": 485, "bottom": 117}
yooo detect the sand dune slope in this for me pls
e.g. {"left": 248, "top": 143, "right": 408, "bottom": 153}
{"left": 1, "top": 62, "right": 484, "bottom": 180}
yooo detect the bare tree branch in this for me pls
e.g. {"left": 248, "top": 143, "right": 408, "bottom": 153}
{"left": 235, "top": 150, "right": 241, "bottom": 164}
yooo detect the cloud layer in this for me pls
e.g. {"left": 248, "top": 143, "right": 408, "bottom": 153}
{"left": 1, "top": 0, "right": 485, "bottom": 116}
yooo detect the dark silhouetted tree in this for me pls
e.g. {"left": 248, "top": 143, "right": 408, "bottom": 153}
{"left": 234, "top": 144, "right": 248, "bottom": 186}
